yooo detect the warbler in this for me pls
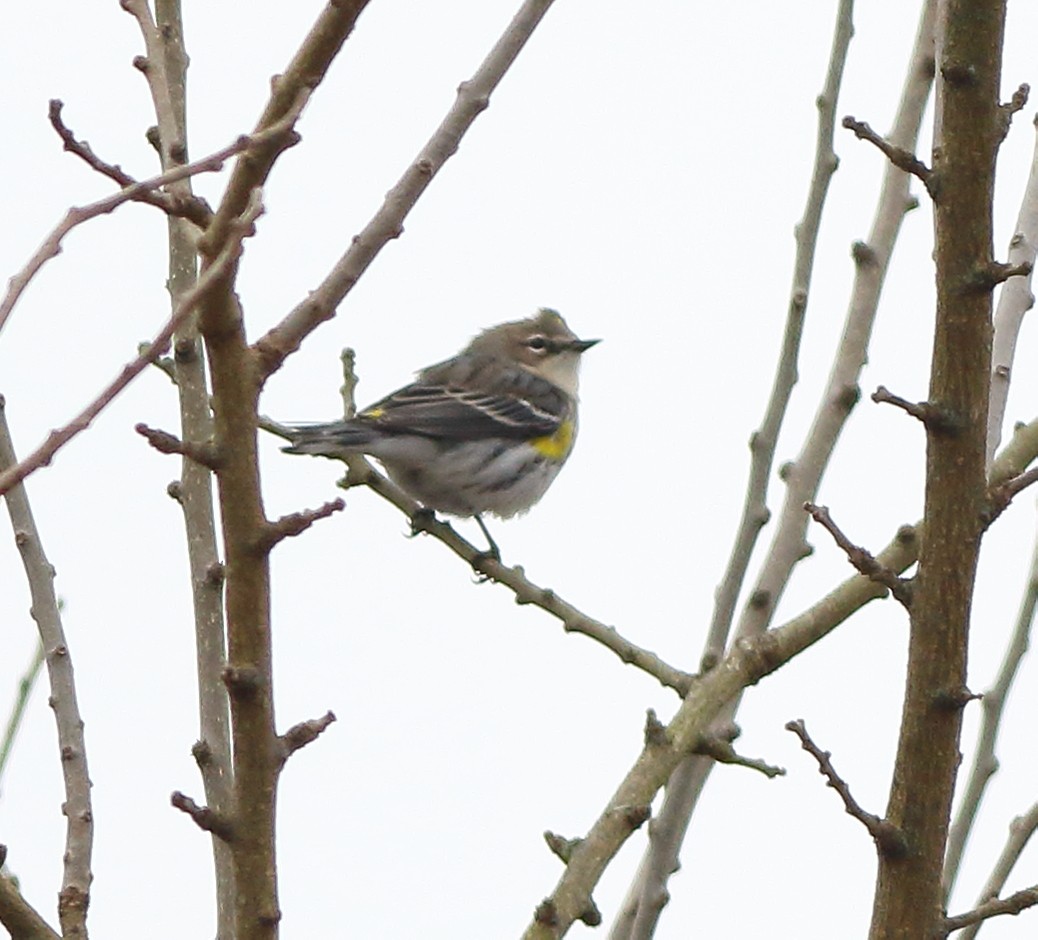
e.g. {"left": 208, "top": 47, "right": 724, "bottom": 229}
{"left": 282, "top": 309, "right": 598, "bottom": 529}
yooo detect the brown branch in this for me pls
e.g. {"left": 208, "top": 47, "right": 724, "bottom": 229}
{"left": 804, "top": 502, "right": 913, "bottom": 607}
{"left": 48, "top": 98, "right": 211, "bottom": 227}
{"left": 171, "top": 791, "right": 235, "bottom": 841}
{"left": 277, "top": 711, "right": 337, "bottom": 764}
{"left": 842, "top": 115, "right": 936, "bottom": 196}
{"left": 786, "top": 719, "right": 907, "bottom": 857}
{"left": 256, "top": 500, "right": 345, "bottom": 552}
{"left": 943, "top": 884, "right": 1038, "bottom": 935}
{"left": 253, "top": 0, "right": 562, "bottom": 378}
{"left": 872, "top": 385, "right": 963, "bottom": 434}
{"left": 135, "top": 423, "right": 221, "bottom": 470}
{"left": 0, "top": 871, "right": 60, "bottom": 940}
{"left": 320, "top": 449, "right": 695, "bottom": 695}
{"left": 869, "top": 3, "right": 1004, "bottom": 936}
{"left": 0, "top": 192, "right": 263, "bottom": 498}
{"left": 194, "top": 0, "right": 371, "bottom": 259}
{"left": 0, "top": 112, "right": 297, "bottom": 340}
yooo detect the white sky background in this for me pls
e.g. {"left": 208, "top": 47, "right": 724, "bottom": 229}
{"left": 2, "top": 1, "right": 1038, "bottom": 937}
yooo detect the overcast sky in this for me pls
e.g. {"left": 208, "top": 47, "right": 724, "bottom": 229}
{"left": 2, "top": 2, "right": 1038, "bottom": 938}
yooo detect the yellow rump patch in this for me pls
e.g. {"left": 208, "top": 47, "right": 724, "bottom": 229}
{"left": 530, "top": 421, "right": 575, "bottom": 460}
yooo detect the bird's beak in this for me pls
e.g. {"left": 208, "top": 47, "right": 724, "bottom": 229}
{"left": 570, "top": 337, "right": 601, "bottom": 353}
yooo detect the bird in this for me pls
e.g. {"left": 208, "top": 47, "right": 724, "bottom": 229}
{"left": 281, "top": 308, "right": 598, "bottom": 551}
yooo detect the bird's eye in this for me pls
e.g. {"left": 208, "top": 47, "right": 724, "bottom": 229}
{"left": 525, "top": 335, "right": 549, "bottom": 351}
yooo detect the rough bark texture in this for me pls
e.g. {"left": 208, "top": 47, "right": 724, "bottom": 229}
{"left": 868, "top": 2, "right": 1006, "bottom": 937}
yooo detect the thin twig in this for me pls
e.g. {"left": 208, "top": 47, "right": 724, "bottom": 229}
{"left": 944, "top": 884, "right": 1038, "bottom": 935}
{"left": 262, "top": 415, "right": 694, "bottom": 694}
{"left": 171, "top": 791, "right": 235, "bottom": 841}
{"left": 691, "top": 735, "right": 785, "bottom": 779}
{"left": 786, "top": 719, "right": 907, "bottom": 856}
{"left": 957, "top": 803, "right": 1038, "bottom": 940}
{"left": 702, "top": 0, "right": 854, "bottom": 672}
{"left": 612, "top": 7, "right": 937, "bottom": 937}
{"left": 0, "top": 642, "right": 45, "bottom": 786}
{"left": 256, "top": 500, "right": 345, "bottom": 551}
{"left": 135, "top": 423, "right": 221, "bottom": 470}
{"left": 842, "top": 115, "right": 935, "bottom": 195}
{"left": 277, "top": 711, "right": 337, "bottom": 764}
{"left": 0, "top": 400, "right": 93, "bottom": 938}
{"left": 0, "top": 193, "right": 263, "bottom": 498}
{"left": 48, "top": 99, "right": 211, "bottom": 226}
{"left": 253, "top": 0, "right": 562, "bottom": 378}
{"left": 804, "top": 502, "right": 913, "bottom": 606}
{"left": 0, "top": 116, "right": 297, "bottom": 340}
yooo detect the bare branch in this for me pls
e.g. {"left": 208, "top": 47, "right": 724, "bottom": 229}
{"left": 691, "top": 734, "right": 785, "bottom": 779}
{"left": 341, "top": 453, "right": 694, "bottom": 695}
{"left": 842, "top": 115, "right": 935, "bottom": 195}
{"left": 253, "top": 0, "right": 562, "bottom": 378}
{"left": 702, "top": 0, "right": 855, "bottom": 672}
{"left": 256, "top": 500, "right": 345, "bottom": 553}
{"left": 988, "top": 117, "right": 1038, "bottom": 464}
{"left": 0, "top": 193, "right": 263, "bottom": 498}
{"left": 944, "top": 884, "right": 1038, "bottom": 935}
{"left": 0, "top": 871, "right": 60, "bottom": 940}
{"left": 47, "top": 99, "right": 211, "bottom": 226}
{"left": 0, "top": 400, "right": 93, "bottom": 937}
{"left": 0, "top": 111, "right": 298, "bottom": 341}
{"left": 982, "top": 465, "right": 1038, "bottom": 527}
{"left": 996, "top": 82, "right": 1029, "bottom": 141}
{"left": 943, "top": 513, "right": 1038, "bottom": 897}
{"left": 872, "top": 385, "right": 963, "bottom": 434}
{"left": 135, "top": 423, "right": 221, "bottom": 470}
{"left": 277, "top": 711, "right": 337, "bottom": 764}
{"left": 804, "top": 502, "right": 913, "bottom": 606}
{"left": 958, "top": 803, "right": 1038, "bottom": 940}
{"left": 171, "top": 791, "right": 235, "bottom": 841}
{"left": 0, "top": 642, "right": 45, "bottom": 787}
{"left": 786, "top": 719, "right": 907, "bottom": 856}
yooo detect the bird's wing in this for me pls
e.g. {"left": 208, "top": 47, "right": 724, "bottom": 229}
{"left": 360, "top": 382, "right": 564, "bottom": 441}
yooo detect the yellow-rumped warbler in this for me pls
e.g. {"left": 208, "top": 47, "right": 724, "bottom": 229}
{"left": 283, "top": 309, "right": 598, "bottom": 527}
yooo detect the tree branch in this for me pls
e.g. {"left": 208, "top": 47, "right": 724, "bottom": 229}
{"left": 0, "top": 871, "right": 60, "bottom": 940}
{"left": 0, "top": 112, "right": 299, "bottom": 341}
{"left": 944, "top": 884, "right": 1038, "bottom": 935}
{"left": 701, "top": 0, "right": 854, "bottom": 672}
{"left": 804, "top": 502, "right": 913, "bottom": 606}
{"left": 613, "top": 6, "right": 938, "bottom": 934}
{"left": 0, "top": 193, "right": 263, "bottom": 498}
{"left": 842, "top": 115, "right": 936, "bottom": 195}
{"left": 253, "top": 0, "right": 562, "bottom": 378}
{"left": 0, "top": 400, "right": 93, "bottom": 938}
{"left": 786, "top": 719, "right": 907, "bottom": 856}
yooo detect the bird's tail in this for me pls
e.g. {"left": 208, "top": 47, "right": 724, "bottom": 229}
{"left": 279, "top": 420, "right": 378, "bottom": 457}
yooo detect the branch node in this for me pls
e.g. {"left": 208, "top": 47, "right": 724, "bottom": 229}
{"left": 543, "top": 831, "right": 582, "bottom": 864}
{"left": 170, "top": 791, "right": 234, "bottom": 841}
{"left": 135, "top": 423, "right": 221, "bottom": 469}
{"left": 692, "top": 733, "right": 785, "bottom": 778}
{"left": 278, "top": 710, "right": 337, "bottom": 764}
{"left": 644, "top": 708, "right": 670, "bottom": 747}
{"left": 222, "top": 664, "right": 262, "bottom": 697}
{"left": 533, "top": 899, "right": 559, "bottom": 927}
{"left": 256, "top": 499, "right": 345, "bottom": 552}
